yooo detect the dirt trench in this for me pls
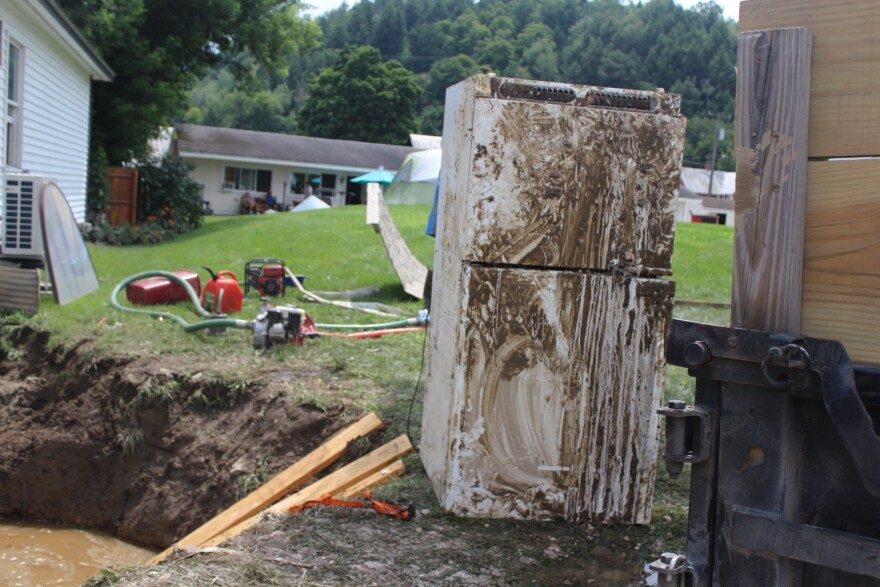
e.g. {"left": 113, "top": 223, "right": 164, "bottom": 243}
{"left": 0, "top": 326, "right": 685, "bottom": 586}
{"left": 0, "top": 326, "right": 353, "bottom": 549}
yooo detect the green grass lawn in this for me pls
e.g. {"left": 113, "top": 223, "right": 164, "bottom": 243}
{"left": 11, "top": 207, "right": 733, "bottom": 429}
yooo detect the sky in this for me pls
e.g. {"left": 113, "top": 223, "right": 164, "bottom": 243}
{"left": 302, "top": 0, "right": 742, "bottom": 21}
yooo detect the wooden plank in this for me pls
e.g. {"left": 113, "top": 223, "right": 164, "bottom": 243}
{"left": 729, "top": 507, "right": 880, "bottom": 576}
{"left": 740, "top": 0, "right": 880, "bottom": 158}
{"left": 339, "top": 459, "right": 405, "bottom": 498}
{"left": 801, "top": 159, "right": 880, "bottom": 364}
{"left": 0, "top": 263, "right": 39, "bottom": 315}
{"left": 732, "top": 28, "right": 812, "bottom": 333}
{"left": 365, "top": 183, "right": 428, "bottom": 299}
{"left": 197, "top": 435, "right": 413, "bottom": 549}
{"left": 149, "top": 412, "right": 383, "bottom": 564}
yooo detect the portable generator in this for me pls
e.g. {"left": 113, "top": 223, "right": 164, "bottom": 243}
{"left": 245, "top": 258, "right": 286, "bottom": 297}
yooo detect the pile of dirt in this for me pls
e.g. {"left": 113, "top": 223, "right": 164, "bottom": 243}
{"left": 0, "top": 326, "right": 358, "bottom": 548}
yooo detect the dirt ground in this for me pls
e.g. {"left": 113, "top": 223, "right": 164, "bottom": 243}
{"left": 0, "top": 326, "right": 687, "bottom": 586}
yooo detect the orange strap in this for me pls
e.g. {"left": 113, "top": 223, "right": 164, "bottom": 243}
{"left": 289, "top": 491, "right": 414, "bottom": 520}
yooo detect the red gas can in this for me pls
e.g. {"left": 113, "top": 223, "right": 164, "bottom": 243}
{"left": 201, "top": 268, "right": 243, "bottom": 313}
{"left": 126, "top": 270, "right": 201, "bottom": 305}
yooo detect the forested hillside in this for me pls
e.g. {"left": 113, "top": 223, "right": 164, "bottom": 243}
{"left": 184, "top": 0, "right": 737, "bottom": 170}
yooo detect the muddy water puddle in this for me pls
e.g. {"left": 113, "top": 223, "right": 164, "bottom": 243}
{"left": 0, "top": 522, "right": 155, "bottom": 586}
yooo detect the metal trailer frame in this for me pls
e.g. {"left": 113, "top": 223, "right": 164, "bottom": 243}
{"left": 654, "top": 319, "right": 880, "bottom": 586}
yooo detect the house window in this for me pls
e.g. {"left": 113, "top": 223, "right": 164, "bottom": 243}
{"left": 290, "top": 172, "right": 321, "bottom": 195}
{"left": 223, "top": 166, "right": 271, "bottom": 192}
{"left": 6, "top": 40, "right": 23, "bottom": 168}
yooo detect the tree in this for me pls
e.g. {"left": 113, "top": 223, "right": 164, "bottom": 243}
{"left": 185, "top": 61, "right": 297, "bottom": 134}
{"left": 372, "top": 0, "right": 409, "bottom": 59}
{"left": 424, "top": 54, "right": 482, "bottom": 107}
{"left": 57, "top": 0, "right": 320, "bottom": 167}
{"left": 298, "top": 46, "right": 422, "bottom": 145}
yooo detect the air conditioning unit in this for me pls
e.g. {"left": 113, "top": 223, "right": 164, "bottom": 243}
{"left": 221, "top": 181, "right": 234, "bottom": 192}
{"left": 1, "top": 173, "right": 52, "bottom": 260}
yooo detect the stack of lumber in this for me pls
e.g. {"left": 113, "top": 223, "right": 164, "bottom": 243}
{"left": 736, "top": 0, "right": 880, "bottom": 364}
{"left": 149, "top": 412, "right": 412, "bottom": 564}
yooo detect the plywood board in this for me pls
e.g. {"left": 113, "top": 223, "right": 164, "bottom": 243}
{"left": 461, "top": 96, "right": 685, "bottom": 275}
{"left": 740, "top": 0, "right": 880, "bottom": 158}
{"left": 429, "top": 266, "right": 673, "bottom": 523}
{"left": 802, "top": 159, "right": 880, "bottom": 365}
{"left": 365, "top": 183, "right": 428, "bottom": 299}
{"left": 732, "top": 28, "right": 812, "bottom": 333}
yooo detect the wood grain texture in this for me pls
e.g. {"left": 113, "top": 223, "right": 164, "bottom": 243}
{"left": 149, "top": 412, "right": 383, "bottom": 563}
{"left": 740, "top": 0, "right": 880, "bottom": 158}
{"left": 802, "top": 159, "right": 880, "bottom": 365}
{"left": 365, "top": 183, "right": 428, "bottom": 299}
{"left": 199, "top": 435, "right": 413, "bottom": 549}
{"left": 732, "top": 28, "right": 812, "bottom": 333}
{"left": 339, "top": 460, "right": 405, "bottom": 498}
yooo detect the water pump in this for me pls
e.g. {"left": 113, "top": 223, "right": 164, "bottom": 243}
{"left": 251, "top": 299, "right": 316, "bottom": 348}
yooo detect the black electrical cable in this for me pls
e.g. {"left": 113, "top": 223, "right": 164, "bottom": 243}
{"left": 405, "top": 326, "right": 430, "bottom": 449}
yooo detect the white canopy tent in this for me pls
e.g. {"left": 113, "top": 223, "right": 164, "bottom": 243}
{"left": 382, "top": 149, "right": 441, "bottom": 205}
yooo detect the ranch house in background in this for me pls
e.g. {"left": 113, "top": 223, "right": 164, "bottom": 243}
{"left": 171, "top": 124, "right": 424, "bottom": 215}
{"left": 675, "top": 167, "right": 736, "bottom": 226}
{"left": 0, "top": 0, "right": 113, "bottom": 224}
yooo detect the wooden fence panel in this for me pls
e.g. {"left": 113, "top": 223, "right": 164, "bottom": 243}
{"left": 106, "top": 167, "right": 138, "bottom": 226}
{"left": 740, "top": 0, "right": 880, "bottom": 158}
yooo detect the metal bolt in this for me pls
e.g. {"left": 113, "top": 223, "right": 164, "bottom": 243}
{"left": 728, "top": 335, "right": 739, "bottom": 348}
{"left": 683, "top": 341, "right": 712, "bottom": 366}
{"left": 668, "top": 399, "right": 687, "bottom": 410}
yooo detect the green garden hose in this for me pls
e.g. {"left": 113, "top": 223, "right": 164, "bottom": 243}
{"left": 314, "top": 316, "right": 426, "bottom": 330}
{"left": 111, "top": 271, "right": 249, "bottom": 333}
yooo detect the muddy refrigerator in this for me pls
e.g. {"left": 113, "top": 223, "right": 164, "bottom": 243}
{"left": 421, "top": 75, "right": 687, "bottom": 523}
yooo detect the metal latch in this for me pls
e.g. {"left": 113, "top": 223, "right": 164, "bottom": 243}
{"left": 649, "top": 552, "right": 693, "bottom": 586}
{"left": 658, "top": 400, "right": 712, "bottom": 479}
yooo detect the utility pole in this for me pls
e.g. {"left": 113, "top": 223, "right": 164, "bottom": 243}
{"left": 707, "top": 112, "right": 721, "bottom": 198}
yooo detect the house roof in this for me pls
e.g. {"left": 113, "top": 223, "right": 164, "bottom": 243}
{"left": 175, "top": 124, "right": 420, "bottom": 173}
{"left": 25, "top": 0, "right": 114, "bottom": 81}
{"left": 680, "top": 167, "right": 735, "bottom": 197}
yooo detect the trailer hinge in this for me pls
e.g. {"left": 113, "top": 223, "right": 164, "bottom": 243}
{"left": 649, "top": 552, "right": 693, "bottom": 586}
{"left": 658, "top": 400, "right": 712, "bottom": 479}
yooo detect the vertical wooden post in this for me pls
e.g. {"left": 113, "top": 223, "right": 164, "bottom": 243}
{"left": 732, "top": 28, "right": 812, "bottom": 332}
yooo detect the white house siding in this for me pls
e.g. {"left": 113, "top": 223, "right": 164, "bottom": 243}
{"left": 187, "top": 156, "right": 353, "bottom": 215}
{"left": 189, "top": 158, "right": 294, "bottom": 215}
{"left": 1, "top": 0, "right": 94, "bottom": 223}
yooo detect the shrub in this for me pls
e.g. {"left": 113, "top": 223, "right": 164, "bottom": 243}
{"left": 137, "top": 155, "right": 205, "bottom": 230}
{"left": 82, "top": 155, "right": 204, "bottom": 245}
